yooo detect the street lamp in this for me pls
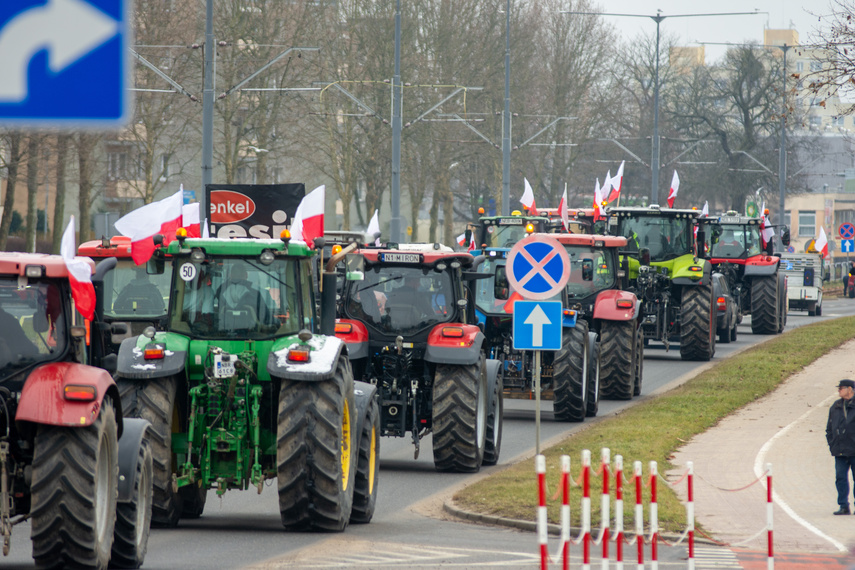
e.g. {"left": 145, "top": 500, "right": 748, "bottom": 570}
{"left": 502, "top": 0, "right": 511, "bottom": 215}
{"left": 561, "top": 10, "right": 763, "bottom": 205}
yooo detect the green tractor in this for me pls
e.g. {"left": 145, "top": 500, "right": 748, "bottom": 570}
{"left": 607, "top": 205, "right": 716, "bottom": 361}
{"left": 114, "top": 235, "right": 379, "bottom": 531}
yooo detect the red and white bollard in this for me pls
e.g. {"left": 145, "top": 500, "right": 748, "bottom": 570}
{"left": 634, "top": 461, "right": 644, "bottom": 570}
{"left": 582, "top": 449, "right": 592, "bottom": 570}
{"left": 766, "top": 463, "right": 774, "bottom": 570}
{"left": 600, "top": 448, "right": 611, "bottom": 570}
{"left": 650, "top": 461, "right": 658, "bottom": 570}
{"left": 687, "top": 461, "right": 695, "bottom": 570}
{"left": 536, "top": 455, "right": 548, "bottom": 570}
{"left": 614, "top": 455, "right": 625, "bottom": 570}
{"left": 561, "top": 455, "right": 570, "bottom": 570}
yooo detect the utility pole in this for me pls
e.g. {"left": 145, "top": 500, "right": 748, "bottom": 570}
{"left": 201, "top": 0, "right": 214, "bottom": 218}
{"left": 390, "top": 0, "right": 403, "bottom": 242}
{"left": 502, "top": 0, "right": 511, "bottom": 215}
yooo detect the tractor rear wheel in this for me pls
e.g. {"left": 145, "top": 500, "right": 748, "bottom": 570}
{"left": 111, "top": 433, "right": 153, "bottom": 569}
{"left": 552, "top": 321, "right": 589, "bottom": 421}
{"left": 277, "top": 356, "right": 356, "bottom": 531}
{"left": 350, "top": 395, "right": 380, "bottom": 524}
{"left": 585, "top": 333, "right": 600, "bottom": 417}
{"left": 483, "top": 371, "right": 503, "bottom": 465}
{"left": 680, "top": 285, "right": 715, "bottom": 361}
{"left": 179, "top": 483, "right": 207, "bottom": 519}
{"left": 599, "top": 321, "right": 634, "bottom": 400}
{"left": 118, "top": 376, "right": 182, "bottom": 527}
{"left": 750, "top": 276, "right": 779, "bottom": 334}
{"left": 31, "top": 398, "right": 119, "bottom": 570}
{"left": 432, "top": 357, "right": 487, "bottom": 472}
{"left": 633, "top": 325, "right": 644, "bottom": 397}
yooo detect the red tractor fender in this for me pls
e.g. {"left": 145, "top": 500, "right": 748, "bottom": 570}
{"left": 593, "top": 289, "right": 639, "bottom": 321}
{"left": 424, "top": 323, "right": 485, "bottom": 366}
{"left": 334, "top": 318, "right": 370, "bottom": 360}
{"left": 16, "top": 362, "right": 122, "bottom": 432}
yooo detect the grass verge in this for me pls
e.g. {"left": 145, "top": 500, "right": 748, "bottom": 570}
{"left": 454, "top": 316, "right": 855, "bottom": 533}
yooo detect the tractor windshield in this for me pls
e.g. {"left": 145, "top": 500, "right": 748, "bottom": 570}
{"left": 169, "top": 257, "right": 307, "bottom": 339}
{"left": 618, "top": 215, "right": 694, "bottom": 262}
{"left": 563, "top": 246, "right": 616, "bottom": 299}
{"left": 480, "top": 219, "right": 539, "bottom": 248}
{"left": 709, "top": 223, "right": 762, "bottom": 259}
{"left": 474, "top": 258, "right": 511, "bottom": 315}
{"left": 103, "top": 258, "right": 171, "bottom": 319}
{"left": 345, "top": 264, "right": 455, "bottom": 335}
{"left": 0, "top": 278, "right": 67, "bottom": 372}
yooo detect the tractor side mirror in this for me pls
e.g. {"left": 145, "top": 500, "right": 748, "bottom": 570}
{"left": 695, "top": 228, "right": 706, "bottom": 257}
{"left": 493, "top": 266, "right": 509, "bottom": 300}
{"left": 345, "top": 254, "right": 365, "bottom": 281}
{"left": 779, "top": 225, "right": 790, "bottom": 247}
{"left": 146, "top": 255, "right": 165, "bottom": 275}
{"left": 581, "top": 260, "right": 594, "bottom": 281}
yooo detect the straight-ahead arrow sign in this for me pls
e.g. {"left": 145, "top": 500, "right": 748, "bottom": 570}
{"left": 513, "top": 300, "right": 563, "bottom": 351}
{"left": 524, "top": 304, "right": 551, "bottom": 347}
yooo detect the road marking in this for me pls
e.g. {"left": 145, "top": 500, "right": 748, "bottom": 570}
{"left": 256, "top": 544, "right": 540, "bottom": 567}
{"left": 693, "top": 546, "right": 741, "bottom": 568}
{"left": 754, "top": 392, "right": 847, "bottom": 552}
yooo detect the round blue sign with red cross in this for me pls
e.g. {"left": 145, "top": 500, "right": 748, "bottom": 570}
{"left": 839, "top": 223, "right": 855, "bottom": 240}
{"left": 506, "top": 235, "right": 571, "bottom": 300}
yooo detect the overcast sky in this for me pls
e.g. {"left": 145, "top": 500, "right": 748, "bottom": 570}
{"left": 594, "top": 1, "right": 831, "bottom": 62}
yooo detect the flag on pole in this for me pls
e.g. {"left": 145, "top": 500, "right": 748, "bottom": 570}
{"left": 114, "top": 190, "right": 184, "bottom": 265}
{"left": 759, "top": 204, "right": 775, "bottom": 248}
{"left": 521, "top": 178, "right": 538, "bottom": 215}
{"left": 558, "top": 184, "right": 570, "bottom": 232}
{"left": 366, "top": 209, "right": 381, "bottom": 245}
{"left": 456, "top": 231, "right": 475, "bottom": 251}
{"left": 592, "top": 178, "right": 603, "bottom": 221}
{"left": 182, "top": 202, "right": 201, "bottom": 237}
{"left": 607, "top": 161, "right": 625, "bottom": 204}
{"left": 701, "top": 201, "right": 709, "bottom": 217}
{"left": 60, "top": 216, "right": 96, "bottom": 320}
{"left": 290, "top": 185, "right": 325, "bottom": 248}
{"left": 667, "top": 171, "right": 680, "bottom": 208}
{"left": 202, "top": 219, "right": 210, "bottom": 238}
{"left": 815, "top": 226, "right": 829, "bottom": 258}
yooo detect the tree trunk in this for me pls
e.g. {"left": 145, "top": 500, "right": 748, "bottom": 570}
{"left": 77, "top": 134, "right": 98, "bottom": 243}
{"left": 51, "top": 134, "right": 70, "bottom": 253}
{"left": 25, "top": 137, "right": 40, "bottom": 252}
{"left": 0, "top": 134, "right": 22, "bottom": 251}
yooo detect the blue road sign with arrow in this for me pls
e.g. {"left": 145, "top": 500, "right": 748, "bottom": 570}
{"left": 513, "top": 301, "right": 563, "bottom": 351}
{"left": 842, "top": 239, "right": 854, "bottom": 253}
{"left": 506, "top": 234, "right": 571, "bottom": 300}
{"left": 0, "top": 0, "right": 130, "bottom": 127}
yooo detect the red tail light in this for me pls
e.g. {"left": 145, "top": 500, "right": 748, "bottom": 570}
{"left": 64, "top": 385, "right": 97, "bottom": 402}
{"left": 441, "top": 327, "right": 464, "bottom": 338}
{"left": 143, "top": 344, "right": 165, "bottom": 360}
{"left": 616, "top": 299, "right": 633, "bottom": 309}
{"left": 717, "top": 297, "right": 727, "bottom": 311}
{"left": 287, "top": 346, "right": 311, "bottom": 362}
{"left": 334, "top": 322, "right": 353, "bottom": 334}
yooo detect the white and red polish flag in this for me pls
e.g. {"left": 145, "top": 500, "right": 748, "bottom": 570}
{"left": 114, "top": 189, "right": 183, "bottom": 265}
{"left": 667, "top": 170, "right": 680, "bottom": 208}
{"left": 701, "top": 201, "right": 709, "bottom": 217}
{"left": 182, "top": 201, "right": 201, "bottom": 238}
{"left": 607, "top": 161, "right": 625, "bottom": 203}
{"left": 366, "top": 209, "right": 381, "bottom": 245}
{"left": 521, "top": 178, "right": 538, "bottom": 215}
{"left": 455, "top": 232, "right": 475, "bottom": 251}
{"left": 558, "top": 184, "right": 570, "bottom": 232}
{"left": 290, "top": 185, "right": 325, "bottom": 248}
{"left": 60, "top": 216, "right": 96, "bottom": 321}
{"left": 759, "top": 203, "right": 775, "bottom": 248}
{"left": 815, "top": 226, "right": 829, "bottom": 258}
{"left": 592, "top": 178, "right": 604, "bottom": 220}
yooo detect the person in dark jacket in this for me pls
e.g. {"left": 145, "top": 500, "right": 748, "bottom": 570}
{"left": 827, "top": 379, "right": 855, "bottom": 514}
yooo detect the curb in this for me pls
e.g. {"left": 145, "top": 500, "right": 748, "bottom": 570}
{"left": 442, "top": 499, "right": 720, "bottom": 546}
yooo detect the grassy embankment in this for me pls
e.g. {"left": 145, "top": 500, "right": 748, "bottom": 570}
{"left": 454, "top": 316, "right": 855, "bottom": 533}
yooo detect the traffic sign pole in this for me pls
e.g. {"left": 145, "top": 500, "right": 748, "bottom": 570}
{"left": 535, "top": 350, "right": 541, "bottom": 455}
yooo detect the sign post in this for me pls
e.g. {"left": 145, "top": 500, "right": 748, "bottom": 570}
{"left": 508, "top": 235, "right": 571, "bottom": 454}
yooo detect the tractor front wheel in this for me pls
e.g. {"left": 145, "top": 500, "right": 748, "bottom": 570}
{"left": 750, "top": 276, "right": 780, "bottom": 334}
{"left": 599, "top": 321, "right": 634, "bottom": 400}
{"left": 680, "top": 285, "right": 715, "bottom": 361}
{"left": 552, "top": 321, "right": 589, "bottom": 421}
{"left": 111, "top": 433, "right": 153, "bottom": 569}
{"left": 350, "top": 395, "right": 380, "bottom": 524}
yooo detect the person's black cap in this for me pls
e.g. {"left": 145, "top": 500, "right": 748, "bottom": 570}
{"left": 838, "top": 379, "right": 855, "bottom": 389}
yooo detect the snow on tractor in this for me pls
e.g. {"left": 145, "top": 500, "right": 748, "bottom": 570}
{"left": 334, "top": 244, "right": 503, "bottom": 472}
{"left": 607, "top": 205, "right": 717, "bottom": 361}
{"left": 114, "top": 234, "right": 379, "bottom": 531}
{"left": 0, "top": 253, "right": 153, "bottom": 569}
{"left": 703, "top": 211, "right": 790, "bottom": 334}
{"left": 475, "top": 233, "right": 643, "bottom": 417}
{"left": 78, "top": 236, "right": 172, "bottom": 355}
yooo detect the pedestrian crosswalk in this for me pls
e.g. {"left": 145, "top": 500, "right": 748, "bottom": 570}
{"left": 693, "top": 546, "right": 742, "bottom": 568}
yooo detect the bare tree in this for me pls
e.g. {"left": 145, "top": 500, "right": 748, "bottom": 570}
{"left": 0, "top": 132, "right": 24, "bottom": 251}
{"left": 25, "top": 136, "right": 42, "bottom": 252}
{"left": 51, "top": 134, "right": 71, "bottom": 253}
{"left": 77, "top": 133, "right": 101, "bottom": 243}
{"left": 803, "top": 1, "right": 855, "bottom": 115}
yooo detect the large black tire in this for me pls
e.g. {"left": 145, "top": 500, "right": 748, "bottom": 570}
{"left": 111, "top": 434, "right": 153, "bottom": 569}
{"left": 552, "top": 321, "right": 589, "bottom": 422}
{"left": 599, "top": 321, "right": 634, "bottom": 400}
{"left": 277, "top": 356, "right": 357, "bottom": 531}
{"left": 633, "top": 325, "right": 644, "bottom": 397}
{"left": 585, "top": 333, "right": 600, "bottom": 417}
{"left": 850, "top": 287, "right": 855, "bottom": 299}
{"left": 432, "top": 358, "right": 487, "bottom": 472}
{"left": 483, "top": 371, "right": 503, "bottom": 465}
{"left": 730, "top": 319, "right": 738, "bottom": 342}
{"left": 179, "top": 482, "right": 207, "bottom": 519}
{"left": 118, "top": 376, "right": 183, "bottom": 527}
{"left": 350, "top": 395, "right": 380, "bottom": 524}
{"left": 816, "top": 302, "right": 822, "bottom": 316}
{"left": 750, "top": 276, "right": 779, "bottom": 334}
{"left": 680, "top": 285, "right": 715, "bottom": 361}
{"left": 31, "top": 398, "right": 119, "bottom": 569}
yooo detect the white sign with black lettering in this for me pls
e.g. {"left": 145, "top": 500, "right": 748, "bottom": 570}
{"left": 179, "top": 263, "right": 197, "bottom": 282}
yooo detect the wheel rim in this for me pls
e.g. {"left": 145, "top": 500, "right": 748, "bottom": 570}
{"left": 367, "top": 425, "right": 377, "bottom": 494}
{"left": 476, "top": 370, "right": 487, "bottom": 447}
{"left": 136, "top": 457, "right": 152, "bottom": 547}
{"left": 341, "top": 399, "right": 352, "bottom": 491}
{"left": 95, "top": 433, "right": 113, "bottom": 547}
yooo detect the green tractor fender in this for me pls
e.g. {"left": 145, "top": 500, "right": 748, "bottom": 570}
{"left": 670, "top": 257, "right": 711, "bottom": 287}
{"left": 115, "top": 333, "right": 188, "bottom": 380}
{"left": 267, "top": 334, "right": 348, "bottom": 381}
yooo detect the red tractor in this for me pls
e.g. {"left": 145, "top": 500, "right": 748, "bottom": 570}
{"left": 0, "top": 252, "right": 152, "bottom": 569}
{"left": 78, "top": 236, "right": 171, "bottom": 355}
{"left": 334, "top": 244, "right": 502, "bottom": 472}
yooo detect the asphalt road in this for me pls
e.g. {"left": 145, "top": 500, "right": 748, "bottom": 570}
{"left": 3, "top": 299, "right": 855, "bottom": 569}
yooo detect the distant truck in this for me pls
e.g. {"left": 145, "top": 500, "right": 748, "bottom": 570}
{"left": 780, "top": 252, "right": 828, "bottom": 316}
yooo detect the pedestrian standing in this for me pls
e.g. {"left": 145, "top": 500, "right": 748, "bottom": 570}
{"left": 827, "top": 379, "right": 855, "bottom": 514}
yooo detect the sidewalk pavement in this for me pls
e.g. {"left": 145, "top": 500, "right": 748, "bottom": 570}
{"left": 668, "top": 338, "right": 855, "bottom": 555}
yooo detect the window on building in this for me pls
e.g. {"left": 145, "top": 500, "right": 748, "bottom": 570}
{"left": 159, "top": 153, "right": 170, "bottom": 181}
{"left": 796, "top": 61, "right": 804, "bottom": 72}
{"left": 271, "top": 167, "right": 283, "bottom": 184}
{"left": 236, "top": 166, "right": 256, "bottom": 184}
{"left": 810, "top": 61, "right": 822, "bottom": 72}
{"left": 809, "top": 115, "right": 822, "bottom": 127}
{"left": 798, "top": 211, "right": 816, "bottom": 237}
{"left": 108, "top": 152, "right": 128, "bottom": 180}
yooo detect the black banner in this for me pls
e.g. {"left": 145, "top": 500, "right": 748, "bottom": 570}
{"left": 206, "top": 183, "right": 305, "bottom": 239}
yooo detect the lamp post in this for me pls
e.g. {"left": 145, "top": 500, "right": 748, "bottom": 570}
{"left": 561, "top": 10, "right": 763, "bottom": 205}
{"left": 390, "top": 0, "right": 403, "bottom": 242}
{"left": 502, "top": 0, "right": 511, "bottom": 215}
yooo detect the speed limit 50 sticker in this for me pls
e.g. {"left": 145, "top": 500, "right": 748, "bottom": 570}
{"left": 179, "top": 263, "right": 197, "bottom": 281}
